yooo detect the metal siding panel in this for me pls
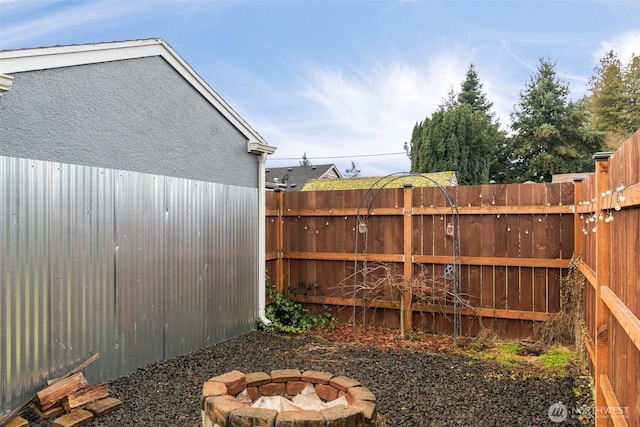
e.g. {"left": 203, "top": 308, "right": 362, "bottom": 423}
{"left": 233, "top": 186, "right": 253, "bottom": 336}
{"left": 114, "top": 171, "right": 165, "bottom": 374}
{"left": 164, "top": 177, "right": 205, "bottom": 358}
{"left": 211, "top": 184, "right": 227, "bottom": 343}
{"left": 1, "top": 157, "right": 52, "bottom": 414}
{"left": 49, "top": 164, "right": 117, "bottom": 383}
{"left": 83, "top": 167, "right": 117, "bottom": 383}
{"left": 202, "top": 182, "right": 220, "bottom": 346}
{"left": 225, "top": 186, "right": 258, "bottom": 338}
{"left": 201, "top": 183, "right": 259, "bottom": 345}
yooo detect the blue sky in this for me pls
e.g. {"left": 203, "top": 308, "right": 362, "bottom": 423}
{"left": 1, "top": 1, "right": 639, "bottom": 177}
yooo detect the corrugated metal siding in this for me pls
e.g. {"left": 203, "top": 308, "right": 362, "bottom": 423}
{"left": 1, "top": 158, "right": 53, "bottom": 414}
{"left": 49, "top": 163, "right": 117, "bottom": 382}
{"left": 114, "top": 170, "right": 165, "bottom": 375}
{"left": 0, "top": 156, "right": 258, "bottom": 414}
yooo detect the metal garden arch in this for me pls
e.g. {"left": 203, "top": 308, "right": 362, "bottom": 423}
{"left": 352, "top": 172, "right": 462, "bottom": 345}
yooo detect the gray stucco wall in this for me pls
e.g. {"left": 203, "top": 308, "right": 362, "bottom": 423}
{"left": 0, "top": 56, "right": 258, "bottom": 187}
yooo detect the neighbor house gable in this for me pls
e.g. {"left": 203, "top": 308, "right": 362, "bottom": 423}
{"left": 265, "top": 164, "right": 342, "bottom": 191}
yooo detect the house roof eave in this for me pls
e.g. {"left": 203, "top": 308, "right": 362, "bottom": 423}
{"left": 0, "top": 39, "right": 270, "bottom": 147}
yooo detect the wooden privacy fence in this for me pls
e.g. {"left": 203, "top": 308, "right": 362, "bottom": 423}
{"left": 575, "top": 130, "right": 640, "bottom": 427}
{"left": 266, "top": 181, "right": 574, "bottom": 339}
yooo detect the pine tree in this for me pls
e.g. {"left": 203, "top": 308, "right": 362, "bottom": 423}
{"left": 623, "top": 54, "right": 640, "bottom": 133}
{"left": 299, "top": 152, "right": 312, "bottom": 166}
{"left": 458, "top": 64, "right": 493, "bottom": 115}
{"left": 508, "top": 58, "right": 604, "bottom": 182}
{"left": 585, "top": 51, "right": 640, "bottom": 149}
{"left": 589, "top": 51, "right": 626, "bottom": 133}
{"left": 410, "top": 64, "right": 505, "bottom": 184}
{"left": 344, "top": 161, "right": 361, "bottom": 178}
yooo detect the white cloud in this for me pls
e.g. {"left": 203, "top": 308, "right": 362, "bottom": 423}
{"left": 594, "top": 29, "right": 640, "bottom": 65}
{"left": 263, "top": 52, "right": 469, "bottom": 176}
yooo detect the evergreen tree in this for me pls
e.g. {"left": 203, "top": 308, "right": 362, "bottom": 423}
{"left": 439, "top": 88, "right": 459, "bottom": 110}
{"left": 508, "top": 58, "right": 604, "bottom": 182}
{"left": 588, "top": 51, "right": 626, "bottom": 133}
{"left": 410, "top": 64, "right": 505, "bottom": 184}
{"left": 585, "top": 52, "right": 640, "bottom": 149}
{"left": 458, "top": 64, "right": 493, "bottom": 115}
{"left": 410, "top": 104, "right": 496, "bottom": 185}
{"left": 344, "top": 161, "right": 361, "bottom": 178}
{"left": 299, "top": 152, "right": 312, "bottom": 166}
{"left": 623, "top": 54, "right": 640, "bottom": 133}
{"left": 408, "top": 121, "right": 423, "bottom": 172}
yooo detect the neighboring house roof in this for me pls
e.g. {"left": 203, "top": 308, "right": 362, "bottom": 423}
{"left": 265, "top": 164, "right": 342, "bottom": 191}
{"left": 552, "top": 172, "right": 592, "bottom": 183}
{"left": 0, "top": 38, "right": 269, "bottom": 147}
{"left": 302, "top": 171, "right": 458, "bottom": 191}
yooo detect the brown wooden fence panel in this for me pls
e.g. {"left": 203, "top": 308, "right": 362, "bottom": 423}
{"left": 575, "top": 130, "right": 640, "bottom": 426}
{"left": 267, "top": 179, "right": 574, "bottom": 340}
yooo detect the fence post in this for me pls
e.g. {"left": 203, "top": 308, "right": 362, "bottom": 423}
{"left": 403, "top": 185, "right": 413, "bottom": 332}
{"left": 593, "top": 151, "right": 612, "bottom": 426}
{"left": 275, "top": 190, "right": 285, "bottom": 293}
{"left": 572, "top": 177, "right": 585, "bottom": 258}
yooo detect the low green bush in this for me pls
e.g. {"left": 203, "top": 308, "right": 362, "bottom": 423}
{"left": 258, "top": 282, "right": 335, "bottom": 333}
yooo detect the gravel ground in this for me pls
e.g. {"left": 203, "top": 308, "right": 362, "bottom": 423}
{"left": 22, "top": 329, "right": 593, "bottom": 427}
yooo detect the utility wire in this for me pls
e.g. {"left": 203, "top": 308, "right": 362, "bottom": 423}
{"left": 269, "top": 152, "right": 406, "bottom": 160}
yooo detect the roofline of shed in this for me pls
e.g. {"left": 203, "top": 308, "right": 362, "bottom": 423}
{"left": 0, "top": 39, "right": 271, "bottom": 148}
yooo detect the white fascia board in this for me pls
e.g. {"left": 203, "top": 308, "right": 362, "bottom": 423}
{"left": 0, "top": 39, "right": 271, "bottom": 147}
{"left": 0, "top": 39, "right": 165, "bottom": 73}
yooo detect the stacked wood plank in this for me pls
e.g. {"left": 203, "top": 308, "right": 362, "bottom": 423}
{"left": 33, "top": 374, "right": 120, "bottom": 426}
{"left": 0, "top": 353, "right": 122, "bottom": 427}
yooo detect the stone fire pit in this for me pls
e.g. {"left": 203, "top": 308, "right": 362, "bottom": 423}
{"left": 201, "top": 369, "right": 376, "bottom": 426}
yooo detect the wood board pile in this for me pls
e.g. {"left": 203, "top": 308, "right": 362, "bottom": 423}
{"left": 0, "top": 353, "right": 122, "bottom": 427}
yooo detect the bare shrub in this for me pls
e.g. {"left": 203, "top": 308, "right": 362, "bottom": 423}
{"left": 328, "top": 262, "right": 471, "bottom": 338}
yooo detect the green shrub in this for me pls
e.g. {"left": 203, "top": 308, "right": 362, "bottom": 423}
{"left": 258, "top": 282, "right": 335, "bottom": 333}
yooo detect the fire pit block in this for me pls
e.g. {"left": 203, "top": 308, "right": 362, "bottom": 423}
{"left": 201, "top": 381, "right": 228, "bottom": 408}
{"left": 315, "top": 384, "right": 339, "bottom": 401}
{"left": 258, "top": 382, "right": 286, "bottom": 397}
{"left": 208, "top": 370, "right": 247, "bottom": 395}
{"left": 270, "top": 369, "right": 301, "bottom": 382}
{"left": 247, "top": 372, "right": 272, "bottom": 387}
{"left": 320, "top": 405, "right": 365, "bottom": 427}
{"left": 229, "top": 407, "right": 277, "bottom": 427}
{"left": 347, "top": 386, "right": 376, "bottom": 403}
{"left": 351, "top": 400, "right": 377, "bottom": 423}
{"left": 301, "top": 370, "right": 333, "bottom": 384}
{"left": 205, "top": 395, "right": 246, "bottom": 426}
{"left": 286, "top": 381, "right": 311, "bottom": 395}
{"left": 276, "top": 410, "right": 326, "bottom": 427}
{"left": 329, "top": 376, "right": 361, "bottom": 392}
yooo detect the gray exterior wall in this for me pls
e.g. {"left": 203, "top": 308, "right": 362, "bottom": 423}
{"left": 0, "top": 56, "right": 258, "bottom": 187}
{"left": 1, "top": 155, "right": 258, "bottom": 415}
